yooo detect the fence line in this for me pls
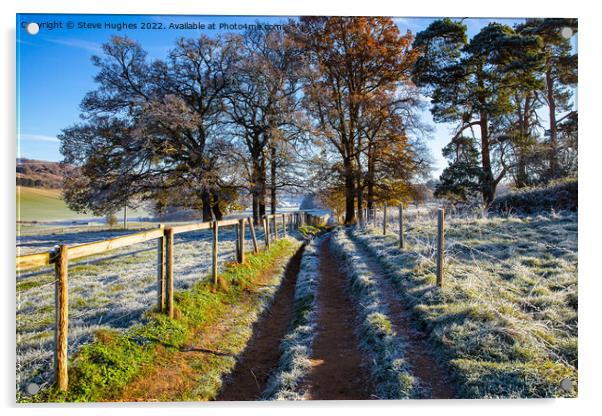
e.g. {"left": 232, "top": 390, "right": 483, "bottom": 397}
{"left": 16, "top": 210, "right": 323, "bottom": 391}
{"left": 366, "top": 203, "right": 576, "bottom": 294}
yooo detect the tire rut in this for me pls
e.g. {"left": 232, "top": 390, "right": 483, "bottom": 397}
{"left": 347, "top": 232, "right": 456, "bottom": 399}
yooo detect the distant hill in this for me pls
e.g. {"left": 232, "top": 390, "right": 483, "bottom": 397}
{"left": 16, "top": 158, "right": 66, "bottom": 188}
{"left": 16, "top": 186, "right": 94, "bottom": 222}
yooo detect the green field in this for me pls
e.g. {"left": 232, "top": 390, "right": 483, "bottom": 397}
{"left": 16, "top": 186, "right": 148, "bottom": 222}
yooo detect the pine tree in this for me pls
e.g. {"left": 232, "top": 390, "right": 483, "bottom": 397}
{"left": 412, "top": 19, "right": 543, "bottom": 206}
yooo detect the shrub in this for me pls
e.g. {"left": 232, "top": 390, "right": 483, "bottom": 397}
{"left": 105, "top": 213, "right": 119, "bottom": 227}
{"left": 490, "top": 178, "right": 577, "bottom": 214}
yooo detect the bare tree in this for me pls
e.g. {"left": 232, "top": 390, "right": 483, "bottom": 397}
{"left": 225, "top": 27, "right": 305, "bottom": 223}
{"left": 60, "top": 35, "right": 239, "bottom": 220}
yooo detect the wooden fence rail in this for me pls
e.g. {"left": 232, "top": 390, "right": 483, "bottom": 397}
{"left": 16, "top": 210, "right": 314, "bottom": 391}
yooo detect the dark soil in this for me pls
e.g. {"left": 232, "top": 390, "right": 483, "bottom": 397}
{"left": 215, "top": 244, "right": 306, "bottom": 401}
{"left": 304, "top": 235, "right": 374, "bottom": 400}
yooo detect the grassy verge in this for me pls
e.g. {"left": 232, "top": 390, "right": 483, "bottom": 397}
{"left": 262, "top": 238, "right": 320, "bottom": 400}
{"left": 35, "top": 238, "right": 300, "bottom": 403}
{"left": 330, "top": 229, "right": 418, "bottom": 399}
{"left": 350, "top": 217, "right": 577, "bottom": 398}
{"left": 298, "top": 224, "right": 332, "bottom": 238}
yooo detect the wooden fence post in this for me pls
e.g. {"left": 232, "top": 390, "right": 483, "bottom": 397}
{"left": 212, "top": 221, "right": 219, "bottom": 285}
{"left": 436, "top": 208, "right": 445, "bottom": 287}
{"left": 234, "top": 222, "right": 240, "bottom": 262}
{"left": 264, "top": 216, "right": 270, "bottom": 249}
{"left": 248, "top": 217, "right": 259, "bottom": 254}
{"left": 157, "top": 224, "right": 165, "bottom": 312}
{"left": 165, "top": 228, "right": 174, "bottom": 318}
{"left": 282, "top": 214, "right": 286, "bottom": 237}
{"left": 238, "top": 219, "right": 245, "bottom": 263}
{"left": 383, "top": 202, "right": 388, "bottom": 235}
{"left": 398, "top": 205, "right": 404, "bottom": 249}
{"left": 54, "top": 244, "right": 69, "bottom": 391}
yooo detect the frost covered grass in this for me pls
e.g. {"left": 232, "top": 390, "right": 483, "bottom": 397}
{"left": 263, "top": 238, "right": 320, "bottom": 400}
{"left": 28, "top": 237, "right": 300, "bottom": 402}
{"left": 16, "top": 224, "right": 272, "bottom": 401}
{"left": 17, "top": 222, "right": 158, "bottom": 242}
{"left": 330, "top": 229, "right": 418, "bottom": 399}
{"left": 352, "top": 211, "right": 577, "bottom": 398}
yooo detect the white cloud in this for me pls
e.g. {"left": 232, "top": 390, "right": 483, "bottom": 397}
{"left": 44, "top": 37, "right": 102, "bottom": 54}
{"left": 19, "top": 134, "right": 59, "bottom": 143}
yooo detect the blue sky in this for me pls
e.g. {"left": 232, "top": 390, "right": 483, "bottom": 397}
{"left": 17, "top": 14, "right": 555, "bottom": 176}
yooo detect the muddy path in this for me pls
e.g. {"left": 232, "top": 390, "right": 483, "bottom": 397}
{"left": 304, "top": 235, "right": 374, "bottom": 400}
{"left": 347, "top": 233, "right": 456, "bottom": 399}
{"left": 215, "top": 245, "right": 306, "bottom": 401}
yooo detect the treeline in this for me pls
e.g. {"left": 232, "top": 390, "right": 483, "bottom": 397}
{"left": 59, "top": 17, "right": 430, "bottom": 225}
{"left": 59, "top": 17, "right": 577, "bottom": 224}
{"left": 412, "top": 18, "right": 578, "bottom": 206}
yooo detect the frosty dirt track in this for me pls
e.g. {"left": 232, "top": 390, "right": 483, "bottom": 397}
{"left": 214, "top": 231, "right": 457, "bottom": 400}
{"left": 303, "top": 235, "right": 373, "bottom": 399}
{"left": 213, "top": 233, "right": 376, "bottom": 400}
{"left": 220, "top": 230, "right": 461, "bottom": 401}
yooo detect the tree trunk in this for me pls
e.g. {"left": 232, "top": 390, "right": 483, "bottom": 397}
{"left": 356, "top": 174, "right": 363, "bottom": 223}
{"left": 344, "top": 158, "right": 356, "bottom": 224}
{"left": 515, "top": 96, "right": 529, "bottom": 188}
{"left": 270, "top": 146, "right": 277, "bottom": 214}
{"left": 251, "top": 157, "right": 261, "bottom": 225}
{"left": 546, "top": 66, "right": 558, "bottom": 180}
{"left": 355, "top": 135, "right": 363, "bottom": 223}
{"left": 516, "top": 153, "right": 528, "bottom": 188}
{"left": 252, "top": 193, "right": 259, "bottom": 225}
{"left": 211, "top": 192, "right": 223, "bottom": 221}
{"left": 201, "top": 190, "right": 213, "bottom": 222}
{"left": 366, "top": 144, "right": 375, "bottom": 216}
{"left": 259, "top": 156, "right": 266, "bottom": 219}
{"left": 480, "top": 114, "right": 496, "bottom": 207}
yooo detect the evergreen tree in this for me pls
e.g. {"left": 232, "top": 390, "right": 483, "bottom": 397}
{"left": 517, "top": 18, "right": 578, "bottom": 181}
{"left": 434, "top": 137, "right": 482, "bottom": 203}
{"left": 412, "top": 19, "right": 544, "bottom": 206}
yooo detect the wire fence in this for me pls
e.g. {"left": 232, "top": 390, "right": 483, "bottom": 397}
{"left": 355, "top": 203, "right": 578, "bottom": 342}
